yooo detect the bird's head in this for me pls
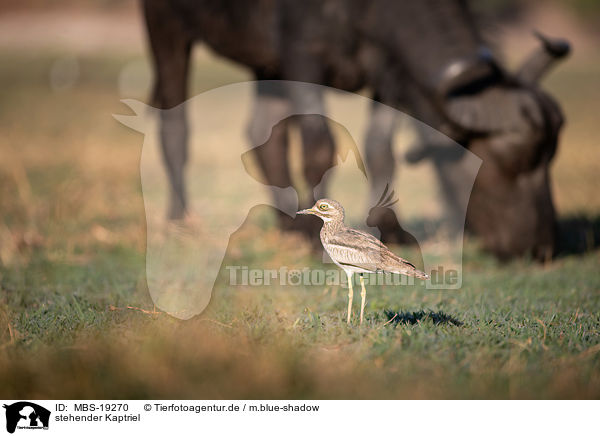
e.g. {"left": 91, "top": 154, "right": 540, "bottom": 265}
{"left": 297, "top": 198, "right": 345, "bottom": 223}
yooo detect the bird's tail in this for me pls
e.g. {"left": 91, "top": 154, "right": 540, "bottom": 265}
{"left": 383, "top": 255, "right": 429, "bottom": 280}
{"left": 389, "top": 266, "right": 429, "bottom": 280}
{"left": 414, "top": 269, "right": 429, "bottom": 280}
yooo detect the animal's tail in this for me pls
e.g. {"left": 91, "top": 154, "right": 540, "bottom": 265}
{"left": 413, "top": 269, "right": 429, "bottom": 280}
{"left": 383, "top": 251, "right": 429, "bottom": 280}
{"left": 391, "top": 264, "right": 429, "bottom": 280}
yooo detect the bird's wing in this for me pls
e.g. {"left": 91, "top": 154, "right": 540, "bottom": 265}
{"left": 327, "top": 228, "right": 427, "bottom": 278}
{"left": 325, "top": 244, "right": 378, "bottom": 272}
{"left": 325, "top": 229, "right": 382, "bottom": 272}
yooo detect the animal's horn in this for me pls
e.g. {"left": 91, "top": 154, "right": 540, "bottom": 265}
{"left": 437, "top": 47, "right": 498, "bottom": 100}
{"left": 436, "top": 47, "right": 505, "bottom": 133}
{"left": 516, "top": 32, "right": 570, "bottom": 85}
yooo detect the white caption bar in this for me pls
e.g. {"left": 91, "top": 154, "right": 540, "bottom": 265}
{"left": 1, "top": 400, "right": 597, "bottom": 435}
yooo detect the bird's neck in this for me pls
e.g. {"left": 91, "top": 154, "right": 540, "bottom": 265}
{"left": 321, "top": 218, "right": 344, "bottom": 236}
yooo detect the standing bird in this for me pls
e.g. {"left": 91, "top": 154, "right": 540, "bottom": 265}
{"left": 297, "top": 198, "right": 428, "bottom": 324}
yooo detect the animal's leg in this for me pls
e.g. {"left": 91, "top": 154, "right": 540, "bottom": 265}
{"left": 300, "top": 111, "right": 336, "bottom": 245}
{"left": 160, "top": 105, "right": 189, "bottom": 220}
{"left": 143, "top": 0, "right": 192, "bottom": 220}
{"left": 285, "top": 85, "right": 335, "bottom": 205}
{"left": 300, "top": 114, "right": 335, "bottom": 205}
{"left": 286, "top": 85, "right": 335, "bottom": 243}
{"left": 365, "top": 100, "right": 397, "bottom": 207}
{"left": 365, "top": 100, "right": 415, "bottom": 244}
{"left": 407, "top": 121, "right": 470, "bottom": 234}
{"left": 246, "top": 81, "right": 296, "bottom": 229}
{"left": 359, "top": 274, "right": 367, "bottom": 325}
{"left": 346, "top": 271, "right": 354, "bottom": 324}
{"left": 279, "top": 7, "right": 335, "bottom": 203}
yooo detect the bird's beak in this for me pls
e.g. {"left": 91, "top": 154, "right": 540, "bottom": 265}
{"left": 297, "top": 207, "right": 316, "bottom": 216}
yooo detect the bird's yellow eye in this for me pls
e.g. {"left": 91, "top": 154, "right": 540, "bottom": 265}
{"left": 318, "top": 203, "right": 329, "bottom": 211}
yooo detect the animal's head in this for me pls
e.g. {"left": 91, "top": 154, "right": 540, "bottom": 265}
{"left": 297, "top": 198, "right": 345, "bottom": 223}
{"left": 437, "top": 33, "right": 569, "bottom": 260}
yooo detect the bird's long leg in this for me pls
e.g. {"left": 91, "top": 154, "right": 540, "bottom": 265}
{"left": 346, "top": 271, "right": 354, "bottom": 324}
{"left": 359, "top": 274, "right": 367, "bottom": 325}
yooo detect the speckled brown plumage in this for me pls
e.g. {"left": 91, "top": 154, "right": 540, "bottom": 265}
{"left": 298, "top": 198, "right": 428, "bottom": 324}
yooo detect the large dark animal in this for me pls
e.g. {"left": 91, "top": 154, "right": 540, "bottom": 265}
{"left": 143, "top": 0, "right": 569, "bottom": 260}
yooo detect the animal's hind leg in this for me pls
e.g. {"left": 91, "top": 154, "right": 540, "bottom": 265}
{"left": 246, "top": 81, "right": 296, "bottom": 230}
{"left": 159, "top": 105, "right": 189, "bottom": 220}
{"left": 296, "top": 97, "right": 335, "bottom": 205}
{"left": 365, "top": 100, "right": 416, "bottom": 245}
{"left": 143, "top": 0, "right": 191, "bottom": 220}
{"left": 407, "top": 121, "right": 470, "bottom": 234}
{"left": 365, "top": 100, "right": 397, "bottom": 210}
{"left": 289, "top": 86, "right": 335, "bottom": 243}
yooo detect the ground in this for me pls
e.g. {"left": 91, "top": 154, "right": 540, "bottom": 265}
{"left": 0, "top": 4, "right": 599, "bottom": 399}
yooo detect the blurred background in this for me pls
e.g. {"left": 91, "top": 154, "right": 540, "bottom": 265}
{"left": 0, "top": 0, "right": 599, "bottom": 399}
{"left": 1, "top": 0, "right": 599, "bottom": 263}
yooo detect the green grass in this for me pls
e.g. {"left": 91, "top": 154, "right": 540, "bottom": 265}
{"left": 1, "top": 47, "right": 599, "bottom": 399}
{"left": 1, "top": 243, "right": 599, "bottom": 398}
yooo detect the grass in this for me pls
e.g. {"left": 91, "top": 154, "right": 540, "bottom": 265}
{"left": 1, "top": 45, "right": 599, "bottom": 399}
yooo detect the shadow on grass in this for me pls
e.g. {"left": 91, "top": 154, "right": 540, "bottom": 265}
{"left": 384, "top": 309, "right": 463, "bottom": 327}
{"left": 557, "top": 215, "right": 600, "bottom": 256}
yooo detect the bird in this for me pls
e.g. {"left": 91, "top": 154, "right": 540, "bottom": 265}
{"left": 297, "top": 198, "right": 428, "bottom": 325}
